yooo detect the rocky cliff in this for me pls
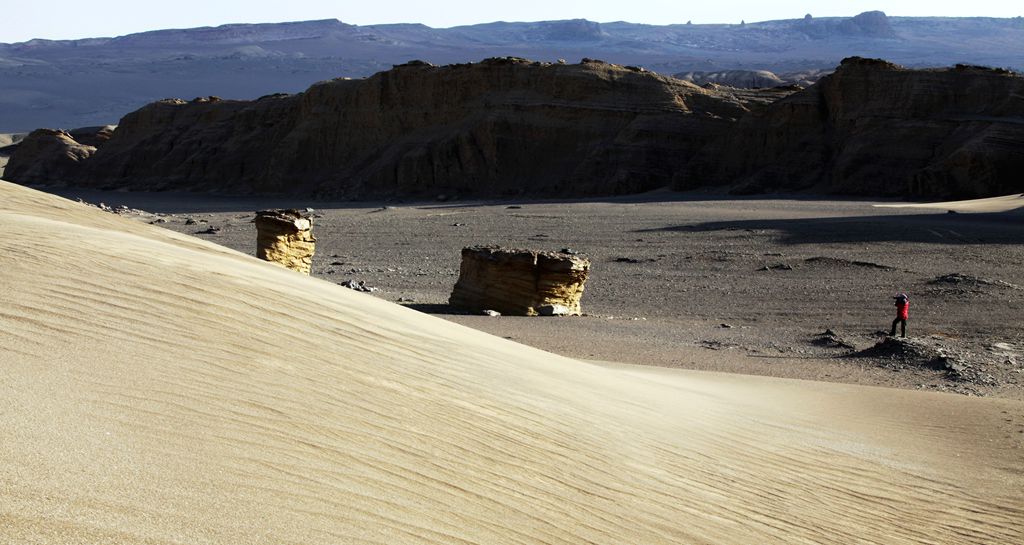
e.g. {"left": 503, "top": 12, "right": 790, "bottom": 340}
{"left": 12, "top": 58, "right": 785, "bottom": 198}
{"left": 678, "top": 58, "right": 1024, "bottom": 199}
{"left": 3, "top": 129, "right": 96, "bottom": 185}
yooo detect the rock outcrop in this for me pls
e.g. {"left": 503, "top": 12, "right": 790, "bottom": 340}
{"left": 2, "top": 129, "right": 97, "bottom": 185}
{"left": 254, "top": 209, "right": 316, "bottom": 275}
{"left": 67, "top": 125, "right": 117, "bottom": 148}
{"left": 449, "top": 246, "right": 590, "bottom": 316}
{"left": 678, "top": 58, "right": 1024, "bottom": 199}
{"left": 4, "top": 58, "right": 787, "bottom": 198}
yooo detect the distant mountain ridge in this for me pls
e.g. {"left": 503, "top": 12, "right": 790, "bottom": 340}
{"left": 2, "top": 12, "right": 1023, "bottom": 131}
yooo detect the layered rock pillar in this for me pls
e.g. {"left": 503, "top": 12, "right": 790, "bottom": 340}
{"left": 449, "top": 246, "right": 590, "bottom": 316}
{"left": 254, "top": 210, "right": 316, "bottom": 275}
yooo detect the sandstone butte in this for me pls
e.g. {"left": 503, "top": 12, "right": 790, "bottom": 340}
{"left": 253, "top": 209, "right": 316, "bottom": 275}
{"left": 3, "top": 58, "right": 786, "bottom": 198}
{"left": 677, "top": 57, "right": 1024, "bottom": 199}
{"left": 449, "top": 246, "right": 590, "bottom": 316}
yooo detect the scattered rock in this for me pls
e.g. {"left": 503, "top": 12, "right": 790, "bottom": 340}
{"left": 340, "top": 280, "right": 379, "bottom": 293}
{"left": 537, "top": 304, "right": 571, "bottom": 316}
{"left": 758, "top": 263, "right": 793, "bottom": 271}
{"left": 930, "top": 273, "right": 1020, "bottom": 290}
{"left": 720, "top": 323, "right": 734, "bottom": 329}
{"left": 482, "top": 309, "right": 501, "bottom": 317}
{"left": 813, "top": 329, "right": 856, "bottom": 350}
{"left": 196, "top": 226, "right": 221, "bottom": 235}
{"left": 560, "top": 248, "right": 579, "bottom": 255}
{"left": 699, "top": 340, "right": 737, "bottom": 350}
{"left": 804, "top": 256, "right": 894, "bottom": 270}
{"left": 185, "top": 218, "right": 197, "bottom": 225}
{"left": 614, "top": 257, "right": 642, "bottom": 264}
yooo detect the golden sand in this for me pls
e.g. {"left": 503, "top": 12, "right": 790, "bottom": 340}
{"left": 1, "top": 181, "right": 1021, "bottom": 544}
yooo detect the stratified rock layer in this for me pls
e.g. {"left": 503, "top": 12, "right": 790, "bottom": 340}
{"left": 5, "top": 58, "right": 785, "bottom": 198}
{"left": 254, "top": 209, "right": 316, "bottom": 275}
{"left": 449, "top": 246, "right": 590, "bottom": 316}
{"left": 678, "top": 58, "right": 1024, "bottom": 199}
{"left": 3, "top": 129, "right": 96, "bottom": 185}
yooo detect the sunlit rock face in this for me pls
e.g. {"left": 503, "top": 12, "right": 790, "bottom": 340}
{"left": 254, "top": 209, "right": 316, "bottom": 275}
{"left": 449, "top": 246, "right": 590, "bottom": 316}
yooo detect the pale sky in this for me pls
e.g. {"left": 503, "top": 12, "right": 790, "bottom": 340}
{"left": 3, "top": 1, "right": 1021, "bottom": 43}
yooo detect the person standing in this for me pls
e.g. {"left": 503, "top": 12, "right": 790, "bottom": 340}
{"left": 890, "top": 293, "right": 909, "bottom": 338}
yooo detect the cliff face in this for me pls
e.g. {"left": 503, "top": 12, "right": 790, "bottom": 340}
{"left": 678, "top": 58, "right": 1024, "bottom": 199}
{"left": 43, "top": 58, "right": 785, "bottom": 198}
{"left": 3, "top": 129, "right": 96, "bottom": 185}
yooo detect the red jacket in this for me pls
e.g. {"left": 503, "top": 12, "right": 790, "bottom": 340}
{"left": 895, "top": 300, "right": 909, "bottom": 320}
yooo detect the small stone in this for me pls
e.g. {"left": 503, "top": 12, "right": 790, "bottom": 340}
{"left": 482, "top": 309, "right": 501, "bottom": 317}
{"left": 537, "top": 304, "right": 571, "bottom": 316}
{"left": 185, "top": 218, "right": 197, "bottom": 225}
{"left": 721, "top": 323, "right": 734, "bottom": 329}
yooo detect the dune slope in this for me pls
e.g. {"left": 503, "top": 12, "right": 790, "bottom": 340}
{"left": 1, "top": 181, "right": 1021, "bottom": 544}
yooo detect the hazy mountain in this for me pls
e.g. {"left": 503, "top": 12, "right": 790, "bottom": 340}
{"left": 2, "top": 11, "right": 1022, "bottom": 131}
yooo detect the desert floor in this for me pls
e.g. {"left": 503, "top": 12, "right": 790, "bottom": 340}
{"left": 3, "top": 180, "right": 1023, "bottom": 544}
{"left": 48, "top": 187, "right": 1024, "bottom": 400}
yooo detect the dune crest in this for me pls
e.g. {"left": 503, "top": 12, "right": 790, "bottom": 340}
{"left": 1, "top": 181, "right": 1021, "bottom": 544}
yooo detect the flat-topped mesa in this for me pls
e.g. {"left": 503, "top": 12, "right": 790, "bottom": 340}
{"left": 449, "top": 246, "right": 590, "bottom": 316}
{"left": 253, "top": 209, "right": 316, "bottom": 275}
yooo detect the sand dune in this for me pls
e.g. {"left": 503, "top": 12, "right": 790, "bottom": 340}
{"left": 875, "top": 193, "right": 1024, "bottom": 214}
{"left": 1, "top": 181, "right": 1022, "bottom": 544}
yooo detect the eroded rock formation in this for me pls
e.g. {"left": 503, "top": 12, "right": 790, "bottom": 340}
{"left": 3, "top": 129, "right": 97, "bottom": 185}
{"left": 254, "top": 210, "right": 316, "bottom": 275}
{"left": 449, "top": 246, "right": 590, "bottom": 316}
{"left": 67, "top": 125, "right": 117, "bottom": 148}
{"left": 4, "top": 58, "right": 787, "bottom": 198}
{"left": 678, "top": 58, "right": 1024, "bottom": 199}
